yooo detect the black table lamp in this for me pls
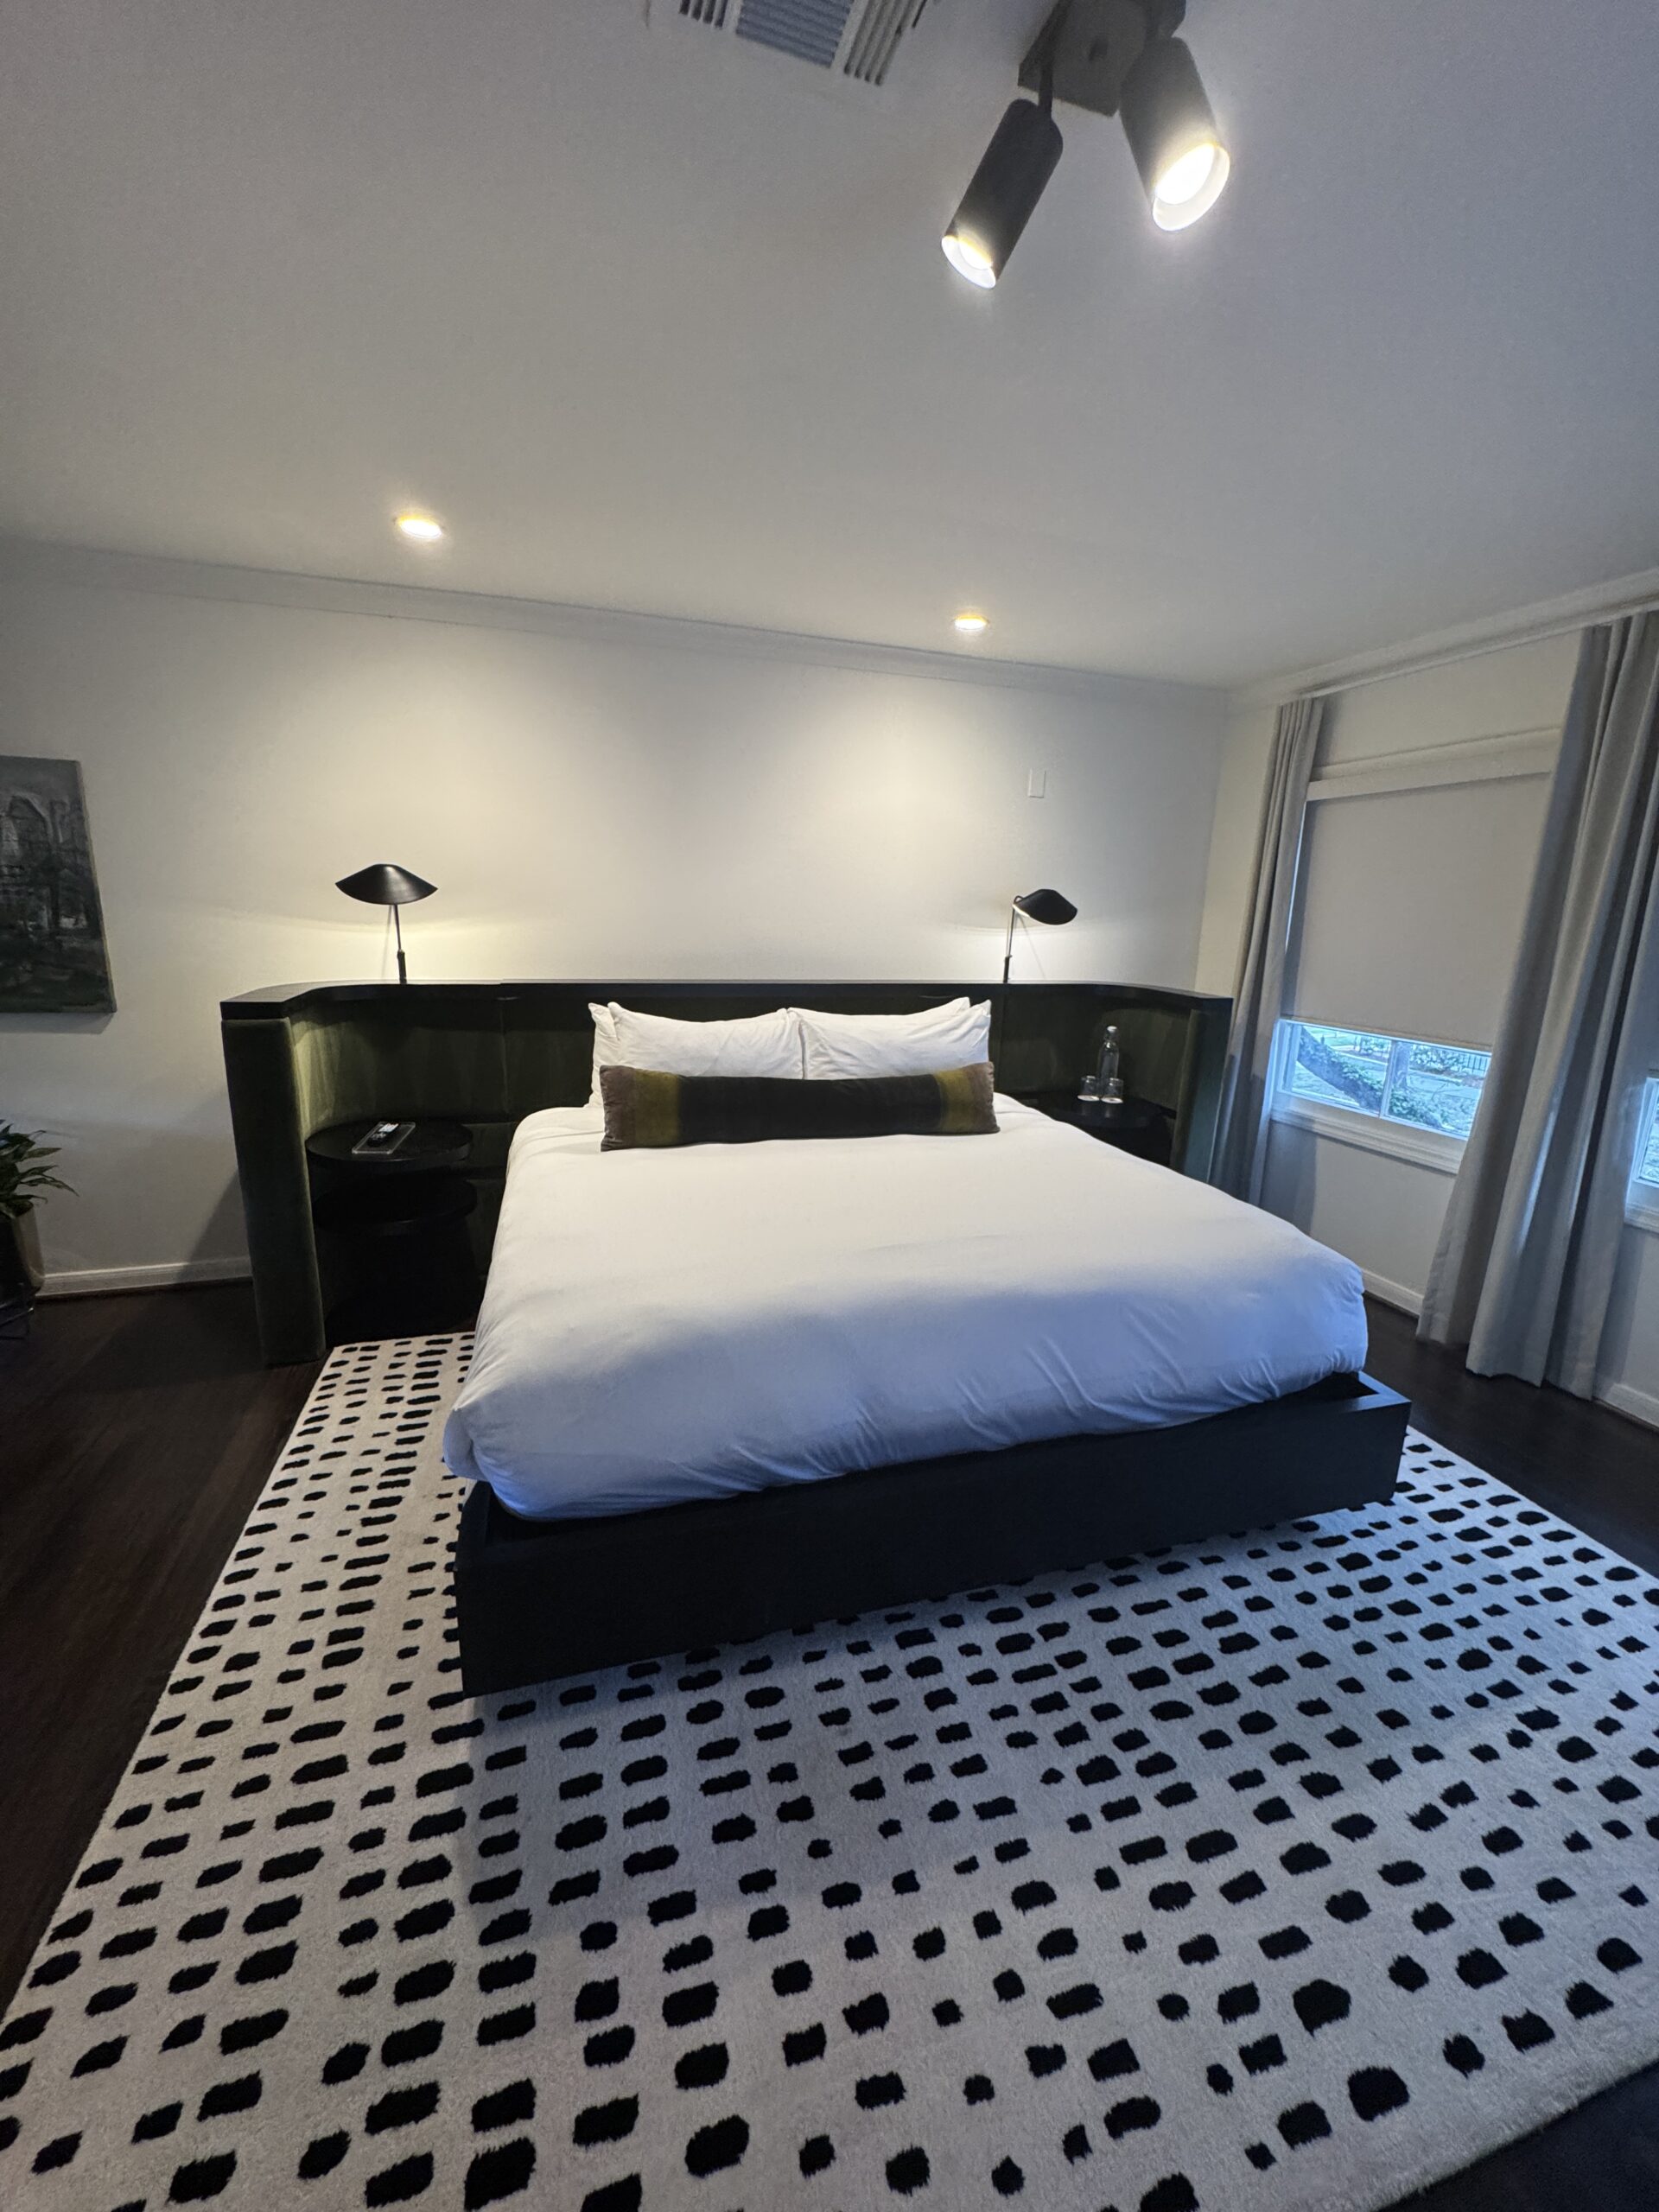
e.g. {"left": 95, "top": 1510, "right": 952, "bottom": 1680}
{"left": 1002, "top": 887, "right": 1077, "bottom": 984}
{"left": 336, "top": 863, "right": 435, "bottom": 985}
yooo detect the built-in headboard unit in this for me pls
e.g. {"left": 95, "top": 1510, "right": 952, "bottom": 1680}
{"left": 221, "top": 980, "right": 1230, "bottom": 1363}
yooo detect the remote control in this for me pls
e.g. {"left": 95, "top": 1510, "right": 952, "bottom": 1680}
{"left": 352, "top": 1120, "right": 415, "bottom": 1158}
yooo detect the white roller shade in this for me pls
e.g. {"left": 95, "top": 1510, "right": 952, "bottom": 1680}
{"left": 1287, "top": 773, "right": 1551, "bottom": 1046}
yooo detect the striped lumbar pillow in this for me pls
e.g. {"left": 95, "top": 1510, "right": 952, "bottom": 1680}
{"left": 599, "top": 1064, "right": 997, "bottom": 1150}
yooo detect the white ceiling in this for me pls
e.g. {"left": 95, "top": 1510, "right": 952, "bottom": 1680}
{"left": 4, "top": 0, "right": 1658, "bottom": 687}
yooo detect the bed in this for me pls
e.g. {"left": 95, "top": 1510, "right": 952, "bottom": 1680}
{"left": 447, "top": 1094, "right": 1406, "bottom": 1692}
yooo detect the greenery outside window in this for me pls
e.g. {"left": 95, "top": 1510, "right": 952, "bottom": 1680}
{"left": 1279, "top": 1023, "right": 1491, "bottom": 1142}
{"left": 1630, "top": 1078, "right": 1659, "bottom": 1233}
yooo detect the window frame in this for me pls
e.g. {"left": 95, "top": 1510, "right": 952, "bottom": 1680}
{"left": 1628, "top": 1077, "right": 1659, "bottom": 1235}
{"left": 1268, "top": 1021, "right": 1483, "bottom": 1175}
{"left": 1271, "top": 1033, "right": 1659, "bottom": 1231}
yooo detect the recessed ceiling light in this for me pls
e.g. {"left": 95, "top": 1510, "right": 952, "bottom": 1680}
{"left": 394, "top": 512, "right": 445, "bottom": 544}
{"left": 954, "top": 611, "right": 991, "bottom": 637}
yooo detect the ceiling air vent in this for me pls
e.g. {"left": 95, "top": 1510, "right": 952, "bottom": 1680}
{"left": 661, "top": 0, "right": 935, "bottom": 89}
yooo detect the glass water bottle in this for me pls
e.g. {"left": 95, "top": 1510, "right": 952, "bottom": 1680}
{"left": 1096, "top": 1025, "right": 1124, "bottom": 1103}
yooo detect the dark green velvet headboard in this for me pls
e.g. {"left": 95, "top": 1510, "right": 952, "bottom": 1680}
{"left": 221, "top": 980, "right": 1231, "bottom": 1364}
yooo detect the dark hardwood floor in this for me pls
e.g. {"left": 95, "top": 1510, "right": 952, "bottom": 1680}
{"left": 1358, "top": 1300, "right": 1659, "bottom": 2211}
{"left": 0, "top": 1285, "right": 1654, "bottom": 2208}
{"left": 0, "top": 1286, "right": 318, "bottom": 2014}
{"left": 1364, "top": 1300, "right": 1659, "bottom": 1579}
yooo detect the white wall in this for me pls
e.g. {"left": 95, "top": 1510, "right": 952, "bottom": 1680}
{"left": 1199, "top": 628, "right": 1659, "bottom": 1427}
{"left": 1255, "top": 1121, "right": 1455, "bottom": 1316}
{"left": 0, "top": 547, "right": 1225, "bottom": 1285}
{"left": 1596, "top": 1227, "right": 1659, "bottom": 1429}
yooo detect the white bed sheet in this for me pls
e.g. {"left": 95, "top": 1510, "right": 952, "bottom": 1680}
{"left": 442, "top": 1096, "right": 1368, "bottom": 1521}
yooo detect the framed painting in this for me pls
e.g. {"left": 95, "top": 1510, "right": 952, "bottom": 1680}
{"left": 0, "top": 756, "right": 116, "bottom": 1014}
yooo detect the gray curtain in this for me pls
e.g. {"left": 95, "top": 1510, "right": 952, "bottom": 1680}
{"left": 1419, "top": 614, "right": 1659, "bottom": 1391}
{"left": 1212, "top": 695, "right": 1325, "bottom": 1201}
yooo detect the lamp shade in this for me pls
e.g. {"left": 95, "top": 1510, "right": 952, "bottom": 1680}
{"left": 336, "top": 863, "right": 436, "bottom": 906}
{"left": 1013, "top": 887, "right": 1077, "bottom": 926}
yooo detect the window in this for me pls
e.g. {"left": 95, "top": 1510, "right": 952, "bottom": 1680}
{"left": 1276, "top": 1033, "right": 1659, "bottom": 1224}
{"left": 1637, "top": 1084, "right": 1659, "bottom": 1185}
{"left": 1275, "top": 1022, "right": 1491, "bottom": 1158}
{"left": 1630, "top": 1079, "right": 1659, "bottom": 1230}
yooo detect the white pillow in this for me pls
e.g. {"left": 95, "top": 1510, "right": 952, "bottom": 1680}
{"left": 588, "top": 1002, "right": 804, "bottom": 1103}
{"left": 585, "top": 1002, "right": 621, "bottom": 1109}
{"left": 793, "top": 998, "right": 992, "bottom": 1080}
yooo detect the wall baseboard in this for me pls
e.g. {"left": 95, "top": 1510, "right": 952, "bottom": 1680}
{"left": 1359, "top": 1271, "right": 1658, "bottom": 1432}
{"left": 41, "top": 1257, "right": 251, "bottom": 1299}
{"left": 1358, "top": 1274, "right": 1657, "bottom": 1428}
{"left": 1595, "top": 1379, "right": 1659, "bottom": 1432}
{"left": 1360, "top": 1268, "right": 1424, "bottom": 1317}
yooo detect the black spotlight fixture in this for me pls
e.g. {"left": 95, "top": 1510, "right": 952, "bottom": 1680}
{"left": 336, "top": 862, "right": 436, "bottom": 985}
{"left": 944, "top": 0, "right": 1229, "bottom": 287}
{"left": 941, "top": 89, "right": 1064, "bottom": 289}
{"left": 1002, "top": 887, "right": 1077, "bottom": 984}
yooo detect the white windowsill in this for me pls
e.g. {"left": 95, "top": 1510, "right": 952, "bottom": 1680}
{"left": 1269, "top": 1095, "right": 1465, "bottom": 1175}
{"left": 1626, "top": 1188, "right": 1659, "bottom": 1236}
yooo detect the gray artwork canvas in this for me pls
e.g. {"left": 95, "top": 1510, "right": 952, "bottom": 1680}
{"left": 0, "top": 755, "right": 115, "bottom": 1013}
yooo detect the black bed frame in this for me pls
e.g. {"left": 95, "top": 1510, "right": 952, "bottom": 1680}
{"left": 454, "top": 1370, "right": 1408, "bottom": 1694}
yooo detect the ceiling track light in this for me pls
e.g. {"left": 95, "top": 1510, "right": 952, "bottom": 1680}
{"left": 1120, "top": 29, "right": 1230, "bottom": 230}
{"left": 941, "top": 69, "right": 1063, "bottom": 290}
{"left": 942, "top": 0, "right": 1230, "bottom": 287}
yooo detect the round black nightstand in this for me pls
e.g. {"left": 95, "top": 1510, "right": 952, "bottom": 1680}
{"left": 306, "top": 1118, "right": 474, "bottom": 1173}
{"left": 1014, "top": 1091, "right": 1173, "bottom": 1166}
{"left": 307, "top": 1120, "right": 480, "bottom": 1343}
{"left": 311, "top": 1173, "right": 478, "bottom": 1240}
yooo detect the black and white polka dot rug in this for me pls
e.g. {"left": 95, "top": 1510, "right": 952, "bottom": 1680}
{"left": 3, "top": 1334, "right": 1656, "bottom": 2212}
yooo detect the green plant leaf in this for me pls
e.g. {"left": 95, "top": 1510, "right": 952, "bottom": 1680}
{"left": 0, "top": 1121, "right": 73, "bottom": 1217}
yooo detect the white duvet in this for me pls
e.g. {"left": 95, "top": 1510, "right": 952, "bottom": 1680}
{"left": 442, "top": 1096, "right": 1368, "bottom": 1521}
